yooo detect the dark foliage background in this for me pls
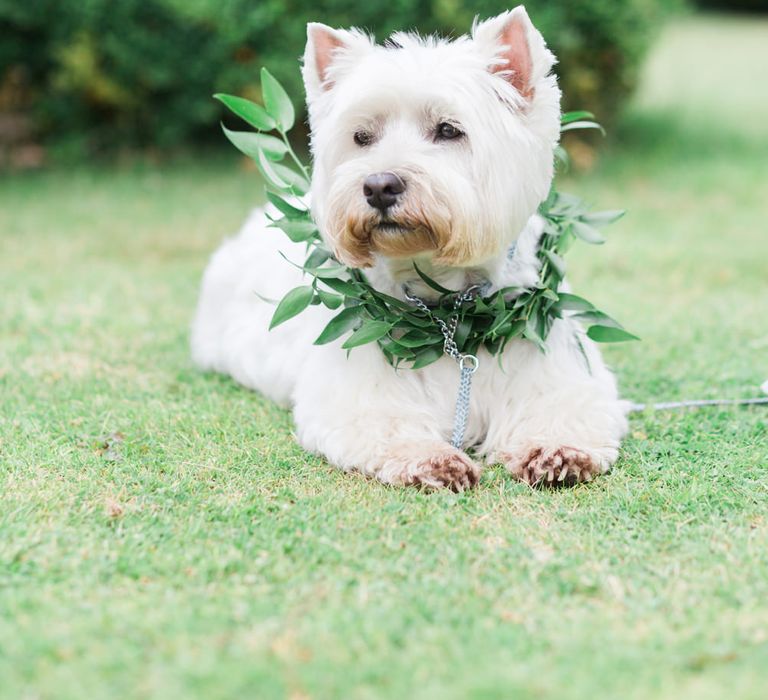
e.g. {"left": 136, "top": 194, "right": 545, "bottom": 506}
{"left": 695, "top": 0, "right": 767, "bottom": 10}
{"left": 1, "top": 0, "right": 685, "bottom": 158}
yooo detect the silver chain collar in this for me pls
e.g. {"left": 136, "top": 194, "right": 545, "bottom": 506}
{"left": 404, "top": 285, "right": 481, "bottom": 449}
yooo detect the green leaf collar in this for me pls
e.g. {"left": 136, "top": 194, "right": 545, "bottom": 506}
{"left": 215, "top": 75, "right": 637, "bottom": 370}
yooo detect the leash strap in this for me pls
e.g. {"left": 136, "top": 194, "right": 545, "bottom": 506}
{"left": 452, "top": 354, "right": 479, "bottom": 447}
{"left": 404, "top": 286, "right": 480, "bottom": 450}
{"left": 630, "top": 396, "right": 768, "bottom": 412}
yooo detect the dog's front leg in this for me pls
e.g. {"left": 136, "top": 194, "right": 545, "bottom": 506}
{"left": 292, "top": 346, "right": 481, "bottom": 491}
{"left": 479, "top": 321, "right": 629, "bottom": 486}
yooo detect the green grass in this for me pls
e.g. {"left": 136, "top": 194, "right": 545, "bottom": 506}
{"left": 1, "top": 13, "right": 767, "bottom": 700}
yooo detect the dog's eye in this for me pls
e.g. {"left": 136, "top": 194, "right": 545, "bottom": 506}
{"left": 353, "top": 130, "right": 374, "bottom": 147}
{"left": 435, "top": 122, "right": 463, "bottom": 141}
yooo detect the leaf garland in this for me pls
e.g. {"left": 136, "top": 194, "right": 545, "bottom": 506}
{"left": 215, "top": 73, "right": 638, "bottom": 369}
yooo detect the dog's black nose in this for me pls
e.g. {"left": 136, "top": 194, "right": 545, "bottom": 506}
{"left": 363, "top": 172, "right": 406, "bottom": 212}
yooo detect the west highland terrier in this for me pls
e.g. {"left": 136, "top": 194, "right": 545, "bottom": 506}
{"left": 192, "top": 6, "right": 628, "bottom": 490}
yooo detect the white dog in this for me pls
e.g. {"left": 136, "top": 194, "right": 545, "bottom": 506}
{"left": 192, "top": 6, "right": 628, "bottom": 490}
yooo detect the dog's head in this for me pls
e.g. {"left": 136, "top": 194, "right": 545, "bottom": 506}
{"left": 302, "top": 5, "right": 561, "bottom": 270}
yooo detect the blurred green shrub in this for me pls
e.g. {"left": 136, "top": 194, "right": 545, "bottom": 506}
{"left": 0, "top": 0, "right": 675, "bottom": 153}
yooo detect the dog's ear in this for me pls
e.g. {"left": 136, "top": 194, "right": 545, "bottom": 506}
{"left": 302, "top": 23, "right": 371, "bottom": 101}
{"left": 472, "top": 6, "right": 555, "bottom": 101}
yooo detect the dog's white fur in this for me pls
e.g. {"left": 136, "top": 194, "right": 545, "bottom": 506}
{"left": 192, "top": 6, "right": 628, "bottom": 489}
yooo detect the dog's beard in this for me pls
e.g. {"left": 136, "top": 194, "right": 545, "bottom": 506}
{"left": 328, "top": 186, "right": 462, "bottom": 267}
{"left": 340, "top": 207, "right": 447, "bottom": 267}
{"left": 328, "top": 209, "right": 502, "bottom": 271}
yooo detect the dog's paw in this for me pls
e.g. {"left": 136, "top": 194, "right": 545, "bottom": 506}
{"left": 377, "top": 442, "right": 481, "bottom": 492}
{"left": 499, "top": 446, "right": 607, "bottom": 487}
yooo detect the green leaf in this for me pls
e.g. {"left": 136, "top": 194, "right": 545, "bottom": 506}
{"left": 571, "top": 221, "right": 606, "bottom": 245}
{"left": 378, "top": 337, "right": 416, "bottom": 360}
{"left": 554, "top": 144, "right": 570, "bottom": 169}
{"left": 320, "top": 277, "right": 362, "bottom": 297}
{"left": 487, "top": 310, "right": 513, "bottom": 336}
{"left": 269, "top": 286, "right": 315, "bottom": 329}
{"left": 552, "top": 293, "right": 596, "bottom": 313}
{"left": 276, "top": 250, "right": 303, "bottom": 272}
{"left": 485, "top": 336, "right": 503, "bottom": 356}
{"left": 542, "top": 248, "right": 567, "bottom": 278}
{"left": 257, "top": 148, "right": 290, "bottom": 190}
{"left": 454, "top": 316, "right": 473, "bottom": 348}
{"left": 305, "top": 247, "right": 331, "bottom": 269}
{"left": 394, "top": 330, "right": 442, "bottom": 348}
{"left": 554, "top": 227, "right": 576, "bottom": 255}
{"left": 498, "top": 319, "right": 526, "bottom": 342}
{"left": 341, "top": 320, "right": 393, "bottom": 349}
{"left": 542, "top": 186, "right": 558, "bottom": 209}
{"left": 261, "top": 67, "right": 295, "bottom": 132}
{"left": 548, "top": 191, "right": 583, "bottom": 216}
{"left": 221, "top": 126, "right": 287, "bottom": 161}
{"left": 316, "top": 288, "right": 343, "bottom": 309}
{"left": 410, "top": 346, "right": 444, "bottom": 370}
{"left": 523, "top": 316, "right": 547, "bottom": 351}
{"left": 214, "top": 94, "right": 275, "bottom": 131}
{"left": 541, "top": 287, "right": 559, "bottom": 302}
{"left": 586, "top": 325, "right": 640, "bottom": 343}
{"left": 580, "top": 210, "right": 625, "bottom": 227}
{"left": 253, "top": 291, "right": 278, "bottom": 305}
{"left": 572, "top": 310, "right": 623, "bottom": 329}
{"left": 398, "top": 312, "right": 433, "bottom": 329}
{"left": 541, "top": 218, "right": 562, "bottom": 237}
{"left": 272, "top": 163, "right": 310, "bottom": 195}
{"left": 367, "top": 291, "right": 413, "bottom": 312}
{"left": 473, "top": 296, "right": 489, "bottom": 313}
{"left": 492, "top": 291, "right": 506, "bottom": 315}
{"left": 574, "top": 333, "right": 593, "bottom": 374}
{"left": 561, "top": 110, "right": 595, "bottom": 125}
{"left": 413, "top": 263, "right": 455, "bottom": 295}
{"left": 266, "top": 192, "right": 308, "bottom": 219}
{"left": 314, "top": 306, "right": 365, "bottom": 345}
{"left": 310, "top": 264, "right": 347, "bottom": 279}
{"left": 560, "top": 120, "right": 605, "bottom": 135}
{"left": 269, "top": 217, "right": 317, "bottom": 242}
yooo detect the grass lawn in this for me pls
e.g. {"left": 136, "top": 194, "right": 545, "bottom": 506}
{"left": 1, "top": 13, "right": 767, "bottom": 700}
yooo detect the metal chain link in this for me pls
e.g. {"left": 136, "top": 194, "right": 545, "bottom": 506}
{"left": 404, "top": 285, "right": 481, "bottom": 449}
